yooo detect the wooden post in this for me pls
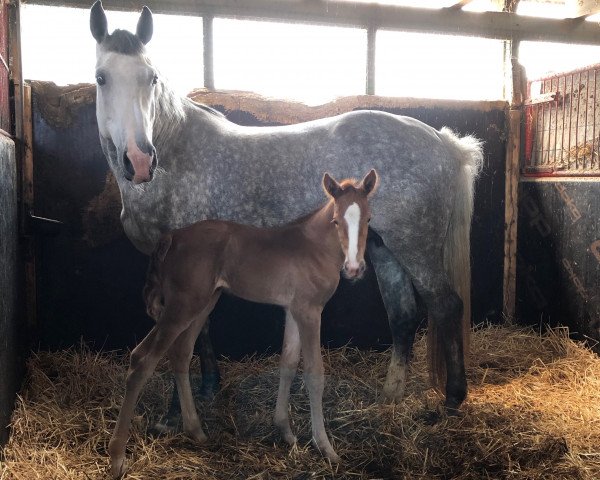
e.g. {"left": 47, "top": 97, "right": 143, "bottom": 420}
{"left": 22, "top": 84, "right": 37, "bottom": 336}
{"left": 502, "top": 39, "right": 524, "bottom": 321}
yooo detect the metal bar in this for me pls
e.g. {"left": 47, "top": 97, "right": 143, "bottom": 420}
{"left": 203, "top": 15, "right": 214, "bottom": 90}
{"left": 568, "top": 73, "right": 574, "bottom": 170}
{"left": 575, "top": 72, "right": 581, "bottom": 169}
{"left": 584, "top": 69, "right": 590, "bottom": 169}
{"left": 366, "top": 25, "right": 376, "bottom": 95}
{"left": 21, "top": 0, "right": 600, "bottom": 46}
{"left": 593, "top": 69, "right": 597, "bottom": 169}
{"left": 561, "top": 74, "right": 567, "bottom": 167}
{"left": 552, "top": 77, "right": 559, "bottom": 168}
{"left": 523, "top": 92, "right": 557, "bottom": 105}
{"left": 540, "top": 98, "right": 546, "bottom": 165}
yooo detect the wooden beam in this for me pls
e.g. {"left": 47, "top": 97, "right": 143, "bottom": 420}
{"left": 446, "top": 0, "right": 476, "bottom": 10}
{"left": 503, "top": 108, "right": 520, "bottom": 321}
{"left": 21, "top": 0, "right": 600, "bottom": 46}
{"left": 566, "top": 0, "right": 600, "bottom": 18}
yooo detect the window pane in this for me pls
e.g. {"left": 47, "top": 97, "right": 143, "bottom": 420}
{"left": 376, "top": 31, "right": 505, "bottom": 100}
{"left": 519, "top": 42, "right": 600, "bottom": 80}
{"left": 214, "top": 19, "right": 366, "bottom": 105}
{"left": 21, "top": 5, "right": 203, "bottom": 94}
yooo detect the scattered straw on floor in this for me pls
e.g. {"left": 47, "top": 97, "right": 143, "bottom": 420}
{"left": 2, "top": 324, "right": 600, "bottom": 479}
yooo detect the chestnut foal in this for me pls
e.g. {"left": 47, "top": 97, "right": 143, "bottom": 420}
{"left": 108, "top": 170, "right": 378, "bottom": 478}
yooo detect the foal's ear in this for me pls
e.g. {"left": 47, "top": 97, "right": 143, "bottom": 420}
{"left": 136, "top": 6, "right": 154, "bottom": 45}
{"left": 90, "top": 0, "right": 108, "bottom": 44}
{"left": 360, "top": 169, "right": 379, "bottom": 195}
{"left": 323, "top": 173, "right": 342, "bottom": 199}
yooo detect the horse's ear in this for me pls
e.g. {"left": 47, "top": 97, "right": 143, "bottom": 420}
{"left": 136, "top": 6, "right": 154, "bottom": 45}
{"left": 90, "top": 0, "right": 108, "bottom": 44}
{"left": 323, "top": 173, "right": 342, "bottom": 199}
{"left": 360, "top": 169, "right": 379, "bottom": 195}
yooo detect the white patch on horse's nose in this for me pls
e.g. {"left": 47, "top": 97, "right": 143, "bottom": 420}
{"left": 344, "top": 202, "right": 361, "bottom": 265}
{"left": 126, "top": 140, "right": 153, "bottom": 183}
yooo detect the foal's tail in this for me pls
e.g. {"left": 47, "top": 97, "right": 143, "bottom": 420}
{"left": 428, "top": 127, "right": 484, "bottom": 392}
{"left": 143, "top": 233, "right": 173, "bottom": 320}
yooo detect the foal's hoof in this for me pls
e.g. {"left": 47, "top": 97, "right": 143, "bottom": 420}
{"left": 186, "top": 427, "right": 208, "bottom": 444}
{"left": 324, "top": 450, "right": 341, "bottom": 464}
{"left": 109, "top": 456, "right": 127, "bottom": 479}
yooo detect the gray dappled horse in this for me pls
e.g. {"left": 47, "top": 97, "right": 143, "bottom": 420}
{"left": 90, "top": 0, "right": 483, "bottom": 436}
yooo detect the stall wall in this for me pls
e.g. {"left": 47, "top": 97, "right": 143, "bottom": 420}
{"left": 516, "top": 178, "right": 600, "bottom": 346}
{"left": 30, "top": 82, "right": 507, "bottom": 358}
{"left": 0, "top": 135, "right": 19, "bottom": 445}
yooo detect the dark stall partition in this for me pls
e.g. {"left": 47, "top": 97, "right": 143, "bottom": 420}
{"left": 30, "top": 81, "right": 507, "bottom": 358}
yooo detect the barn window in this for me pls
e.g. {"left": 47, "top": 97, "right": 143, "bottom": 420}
{"left": 18, "top": 1, "right": 600, "bottom": 105}
{"left": 20, "top": 5, "right": 203, "bottom": 95}
{"left": 213, "top": 19, "right": 366, "bottom": 105}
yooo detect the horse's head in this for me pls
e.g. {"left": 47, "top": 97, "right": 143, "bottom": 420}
{"left": 90, "top": 1, "right": 158, "bottom": 184}
{"left": 323, "top": 169, "right": 379, "bottom": 280}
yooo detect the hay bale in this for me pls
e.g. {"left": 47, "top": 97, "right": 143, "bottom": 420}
{"left": 2, "top": 325, "right": 600, "bottom": 479}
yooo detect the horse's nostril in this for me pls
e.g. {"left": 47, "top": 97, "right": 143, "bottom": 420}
{"left": 123, "top": 150, "right": 135, "bottom": 179}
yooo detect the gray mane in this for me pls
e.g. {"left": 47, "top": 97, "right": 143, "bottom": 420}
{"left": 103, "top": 29, "right": 145, "bottom": 55}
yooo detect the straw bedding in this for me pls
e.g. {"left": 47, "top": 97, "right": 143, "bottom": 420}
{"left": 2, "top": 324, "right": 600, "bottom": 479}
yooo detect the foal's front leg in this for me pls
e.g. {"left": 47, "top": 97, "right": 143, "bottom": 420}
{"left": 274, "top": 310, "right": 301, "bottom": 445}
{"left": 293, "top": 306, "right": 340, "bottom": 463}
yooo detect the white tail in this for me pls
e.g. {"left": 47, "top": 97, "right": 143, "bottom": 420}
{"left": 428, "top": 127, "right": 484, "bottom": 391}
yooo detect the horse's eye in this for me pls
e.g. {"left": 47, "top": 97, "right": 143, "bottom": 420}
{"left": 96, "top": 74, "right": 106, "bottom": 86}
{"left": 367, "top": 217, "right": 371, "bottom": 223}
{"left": 152, "top": 74, "right": 158, "bottom": 85}
{"left": 332, "top": 219, "right": 339, "bottom": 226}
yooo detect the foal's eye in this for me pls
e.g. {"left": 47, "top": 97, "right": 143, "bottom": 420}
{"left": 96, "top": 74, "right": 106, "bottom": 86}
{"left": 332, "top": 219, "right": 339, "bottom": 226}
{"left": 152, "top": 74, "right": 158, "bottom": 85}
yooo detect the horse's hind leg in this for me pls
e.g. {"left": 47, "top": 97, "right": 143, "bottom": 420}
{"left": 197, "top": 319, "right": 221, "bottom": 397}
{"left": 417, "top": 280, "right": 467, "bottom": 412}
{"left": 274, "top": 309, "right": 301, "bottom": 445}
{"left": 367, "top": 231, "right": 419, "bottom": 401}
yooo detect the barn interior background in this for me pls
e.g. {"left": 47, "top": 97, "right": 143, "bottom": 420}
{"left": 0, "top": 0, "right": 599, "bottom": 477}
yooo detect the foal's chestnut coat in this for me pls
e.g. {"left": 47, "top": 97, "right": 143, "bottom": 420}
{"left": 108, "top": 170, "right": 378, "bottom": 478}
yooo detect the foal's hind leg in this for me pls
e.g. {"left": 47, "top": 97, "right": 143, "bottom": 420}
{"left": 108, "top": 300, "right": 198, "bottom": 478}
{"left": 168, "top": 294, "right": 220, "bottom": 443}
{"left": 274, "top": 310, "right": 301, "bottom": 445}
{"left": 367, "top": 232, "right": 419, "bottom": 401}
{"left": 155, "top": 319, "right": 220, "bottom": 435}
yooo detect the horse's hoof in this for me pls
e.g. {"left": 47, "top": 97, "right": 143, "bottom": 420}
{"left": 198, "top": 373, "right": 221, "bottom": 400}
{"left": 110, "top": 456, "right": 127, "bottom": 479}
{"left": 282, "top": 431, "right": 297, "bottom": 446}
{"left": 149, "top": 415, "right": 181, "bottom": 436}
{"left": 382, "top": 383, "right": 405, "bottom": 403}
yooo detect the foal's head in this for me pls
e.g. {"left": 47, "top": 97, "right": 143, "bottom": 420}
{"left": 323, "top": 169, "right": 379, "bottom": 280}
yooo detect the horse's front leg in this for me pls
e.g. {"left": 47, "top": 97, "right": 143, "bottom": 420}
{"left": 109, "top": 303, "right": 195, "bottom": 479}
{"left": 274, "top": 309, "right": 301, "bottom": 445}
{"left": 367, "top": 231, "right": 419, "bottom": 401}
{"left": 293, "top": 305, "right": 340, "bottom": 463}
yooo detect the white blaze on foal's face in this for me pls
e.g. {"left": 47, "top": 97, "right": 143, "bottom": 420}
{"left": 344, "top": 202, "right": 361, "bottom": 269}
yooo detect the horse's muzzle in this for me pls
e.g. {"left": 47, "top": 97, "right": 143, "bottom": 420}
{"left": 123, "top": 147, "right": 158, "bottom": 183}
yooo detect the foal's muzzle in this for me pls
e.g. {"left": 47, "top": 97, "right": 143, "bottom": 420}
{"left": 342, "top": 260, "right": 366, "bottom": 280}
{"left": 123, "top": 147, "right": 158, "bottom": 184}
